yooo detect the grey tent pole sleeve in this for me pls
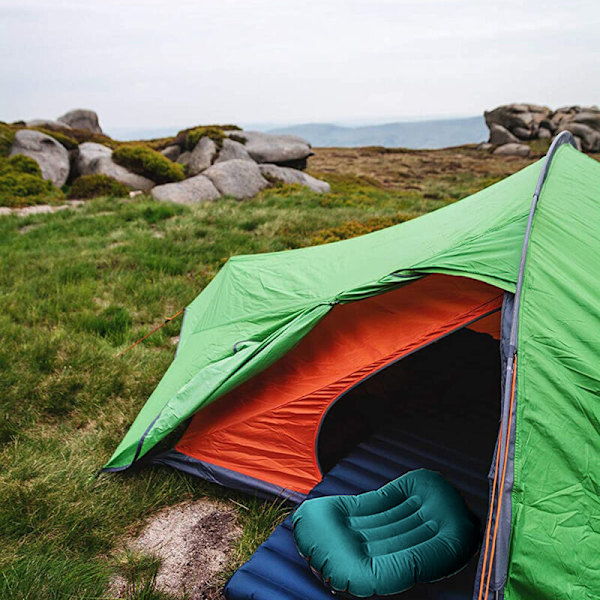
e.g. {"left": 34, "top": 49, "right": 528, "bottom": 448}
{"left": 480, "top": 131, "right": 577, "bottom": 600}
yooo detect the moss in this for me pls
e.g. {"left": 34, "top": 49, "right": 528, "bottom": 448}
{"left": 1, "top": 154, "right": 42, "bottom": 177}
{"left": 228, "top": 133, "right": 247, "bottom": 145}
{"left": 30, "top": 128, "right": 79, "bottom": 150}
{"left": 0, "top": 122, "right": 16, "bottom": 157}
{"left": 112, "top": 145, "right": 185, "bottom": 184}
{"left": 0, "top": 153, "right": 65, "bottom": 207}
{"left": 0, "top": 171, "right": 64, "bottom": 208}
{"left": 68, "top": 174, "right": 130, "bottom": 199}
{"left": 184, "top": 126, "right": 225, "bottom": 151}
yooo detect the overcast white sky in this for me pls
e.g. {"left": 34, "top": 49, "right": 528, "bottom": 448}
{"left": 1, "top": 0, "right": 599, "bottom": 133}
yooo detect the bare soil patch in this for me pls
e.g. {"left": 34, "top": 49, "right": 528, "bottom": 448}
{"left": 112, "top": 499, "right": 241, "bottom": 600}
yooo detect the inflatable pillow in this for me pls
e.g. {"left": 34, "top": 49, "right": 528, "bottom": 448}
{"left": 292, "top": 469, "right": 480, "bottom": 598}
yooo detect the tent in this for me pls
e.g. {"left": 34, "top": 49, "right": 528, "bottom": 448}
{"left": 104, "top": 133, "right": 600, "bottom": 599}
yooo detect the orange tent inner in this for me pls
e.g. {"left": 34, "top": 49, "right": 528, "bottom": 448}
{"left": 176, "top": 275, "right": 503, "bottom": 494}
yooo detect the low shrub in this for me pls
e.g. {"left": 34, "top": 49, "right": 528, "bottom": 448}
{"left": 1, "top": 154, "right": 42, "bottom": 177}
{"left": 112, "top": 144, "right": 184, "bottom": 184}
{"left": 68, "top": 174, "right": 129, "bottom": 199}
{"left": 184, "top": 126, "right": 226, "bottom": 151}
{"left": 174, "top": 124, "right": 242, "bottom": 151}
{"left": 0, "top": 153, "right": 64, "bottom": 207}
{"left": 0, "top": 171, "right": 64, "bottom": 207}
{"left": 0, "top": 122, "right": 16, "bottom": 157}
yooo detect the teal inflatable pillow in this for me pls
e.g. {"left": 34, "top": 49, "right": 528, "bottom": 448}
{"left": 292, "top": 469, "right": 480, "bottom": 598}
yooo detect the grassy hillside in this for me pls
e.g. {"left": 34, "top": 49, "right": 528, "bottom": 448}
{"left": 0, "top": 145, "right": 581, "bottom": 599}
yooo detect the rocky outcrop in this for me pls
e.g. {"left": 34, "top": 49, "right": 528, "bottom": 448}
{"left": 7, "top": 108, "right": 330, "bottom": 203}
{"left": 258, "top": 164, "right": 331, "bottom": 193}
{"left": 187, "top": 137, "right": 217, "bottom": 176}
{"left": 151, "top": 174, "right": 220, "bottom": 204}
{"left": 76, "top": 142, "right": 154, "bottom": 191}
{"left": 485, "top": 104, "right": 600, "bottom": 153}
{"left": 10, "top": 129, "right": 70, "bottom": 187}
{"left": 229, "top": 131, "right": 312, "bottom": 168}
{"left": 203, "top": 159, "right": 268, "bottom": 199}
{"left": 57, "top": 109, "right": 103, "bottom": 134}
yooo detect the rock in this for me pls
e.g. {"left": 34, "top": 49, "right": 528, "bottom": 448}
{"left": 215, "top": 138, "right": 254, "bottom": 163}
{"left": 484, "top": 104, "right": 551, "bottom": 140}
{"left": 258, "top": 164, "right": 330, "bottom": 193}
{"left": 161, "top": 145, "right": 181, "bottom": 161}
{"left": 229, "top": 131, "right": 312, "bottom": 168}
{"left": 538, "top": 126, "right": 552, "bottom": 139}
{"left": 203, "top": 159, "right": 268, "bottom": 199}
{"left": 572, "top": 110, "right": 600, "bottom": 132}
{"left": 488, "top": 123, "right": 519, "bottom": 145}
{"left": 151, "top": 174, "right": 220, "bottom": 204}
{"left": 187, "top": 137, "right": 217, "bottom": 176}
{"left": 562, "top": 123, "right": 600, "bottom": 152}
{"left": 492, "top": 143, "right": 531, "bottom": 157}
{"left": 26, "top": 119, "right": 72, "bottom": 131}
{"left": 177, "top": 151, "right": 191, "bottom": 166}
{"left": 57, "top": 109, "right": 102, "bottom": 133}
{"left": 76, "top": 142, "right": 154, "bottom": 191}
{"left": 10, "top": 129, "right": 70, "bottom": 186}
{"left": 477, "top": 142, "right": 493, "bottom": 151}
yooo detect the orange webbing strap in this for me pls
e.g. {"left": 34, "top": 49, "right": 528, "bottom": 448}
{"left": 116, "top": 308, "right": 184, "bottom": 357}
{"left": 477, "top": 427, "right": 502, "bottom": 600}
{"left": 478, "top": 355, "right": 518, "bottom": 600}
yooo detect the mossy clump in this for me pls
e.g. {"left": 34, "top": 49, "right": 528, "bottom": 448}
{"left": 68, "top": 174, "right": 130, "bottom": 199}
{"left": 184, "top": 126, "right": 226, "bottom": 151}
{"left": 174, "top": 124, "right": 242, "bottom": 151}
{"left": 3, "top": 154, "right": 42, "bottom": 177}
{"left": 31, "top": 128, "right": 79, "bottom": 150}
{"left": 0, "top": 122, "right": 16, "bottom": 157}
{"left": 0, "top": 155, "right": 64, "bottom": 208}
{"left": 112, "top": 144, "right": 185, "bottom": 184}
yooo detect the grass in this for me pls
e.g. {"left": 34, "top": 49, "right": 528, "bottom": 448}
{"left": 1, "top": 145, "right": 594, "bottom": 598}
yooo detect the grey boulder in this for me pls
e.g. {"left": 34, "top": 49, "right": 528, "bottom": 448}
{"left": 488, "top": 123, "right": 519, "bottom": 145}
{"left": 230, "top": 131, "right": 312, "bottom": 167}
{"left": 76, "top": 142, "right": 154, "bottom": 191}
{"left": 258, "top": 164, "right": 330, "bottom": 193}
{"left": 151, "top": 174, "right": 220, "bottom": 204}
{"left": 177, "top": 151, "right": 191, "bottom": 166}
{"left": 161, "top": 145, "right": 181, "bottom": 161}
{"left": 10, "top": 129, "right": 70, "bottom": 187}
{"left": 215, "top": 138, "right": 254, "bottom": 163}
{"left": 562, "top": 123, "right": 600, "bottom": 152}
{"left": 187, "top": 137, "right": 217, "bottom": 176}
{"left": 57, "top": 109, "right": 102, "bottom": 133}
{"left": 492, "top": 143, "right": 531, "bottom": 157}
{"left": 203, "top": 159, "right": 268, "bottom": 199}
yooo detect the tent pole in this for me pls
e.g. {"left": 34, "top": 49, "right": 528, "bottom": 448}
{"left": 479, "top": 130, "right": 577, "bottom": 600}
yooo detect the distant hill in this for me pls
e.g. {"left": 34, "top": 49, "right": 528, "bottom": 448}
{"left": 268, "top": 116, "right": 487, "bottom": 149}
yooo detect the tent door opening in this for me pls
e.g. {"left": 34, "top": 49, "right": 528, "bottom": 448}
{"left": 316, "top": 326, "right": 501, "bottom": 521}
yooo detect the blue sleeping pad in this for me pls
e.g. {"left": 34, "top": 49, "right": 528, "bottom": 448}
{"left": 224, "top": 427, "right": 491, "bottom": 600}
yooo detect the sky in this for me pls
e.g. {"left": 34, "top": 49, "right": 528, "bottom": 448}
{"left": 1, "top": 0, "right": 599, "bottom": 135}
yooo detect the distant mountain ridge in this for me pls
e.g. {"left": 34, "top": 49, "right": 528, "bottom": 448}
{"left": 268, "top": 116, "right": 487, "bottom": 149}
